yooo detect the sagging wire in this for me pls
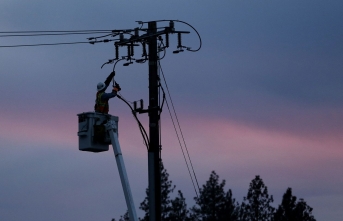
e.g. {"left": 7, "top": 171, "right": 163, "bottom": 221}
{"left": 157, "top": 37, "right": 167, "bottom": 60}
{"left": 100, "top": 58, "right": 125, "bottom": 69}
{"left": 158, "top": 82, "right": 166, "bottom": 116}
{"left": 158, "top": 77, "right": 167, "bottom": 160}
{"left": 172, "top": 20, "right": 202, "bottom": 52}
{"left": 116, "top": 94, "right": 149, "bottom": 150}
{"left": 110, "top": 59, "right": 149, "bottom": 150}
{"left": 113, "top": 59, "right": 125, "bottom": 72}
{"left": 158, "top": 60, "right": 200, "bottom": 198}
{"left": 157, "top": 53, "right": 167, "bottom": 160}
{"left": 139, "top": 19, "right": 202, "bottom": 52}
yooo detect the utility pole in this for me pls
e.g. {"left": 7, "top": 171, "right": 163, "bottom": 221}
{"left": 87, "top": 20, "right": 200, "bottom": 221}
{"left": 147, "top": 21, "right": 161, "bottom": 221}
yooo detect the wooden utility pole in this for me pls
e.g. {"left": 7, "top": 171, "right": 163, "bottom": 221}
{"left": 88, "top": 20, "right": 196, "bottom": 221}
{"left": 147, "top": 21, "right": 161, "bottom": 221}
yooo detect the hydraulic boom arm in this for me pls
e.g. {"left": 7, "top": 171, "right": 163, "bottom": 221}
{"left": 105, "top": 120, "right": 138, "bottom": 221}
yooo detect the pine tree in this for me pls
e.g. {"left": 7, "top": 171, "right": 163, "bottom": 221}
{"left": 118, "top": 211, "right": 130, "bottom": 221}
{"left": 139, "top": 186, "right": 150, "bottom": 221}
{"left": 219, "top": 189, "right": 239, "bottom": 221}
{"left": 161, "top": 162, "right": 176, "bottom": 220}
{"left": 293, "top": 199, "right": 316, "bottom": 221}
{"left": 169, "top": 190, "right": 189, "bottom": 221}
{"left": 191, "top": 171, "right": 237, "bottom": 221}
{"left": 139, "top": 161, "right": 188, "bottom": 221}
{"left": 274, "top": 188, "right": 316, "bottom": 221}
{"left": 239, "top": 175, "right": 274, "bottom": 221}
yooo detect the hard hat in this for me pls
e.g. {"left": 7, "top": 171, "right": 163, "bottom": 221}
{"left": 97, "top": 82, "right": 106, "bottom": 91}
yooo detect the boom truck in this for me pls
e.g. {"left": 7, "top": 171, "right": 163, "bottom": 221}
{"left": 77, "top": 111, "right": 138, "bottom": 221}
{"left": 77, "top": 20, "right": 201, "bottom": 221}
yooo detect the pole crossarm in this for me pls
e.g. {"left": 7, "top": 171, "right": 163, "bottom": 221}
{"left": 88, "top": 20, "right": 201, "bottom": 69}
{"left": 114, "top": 30, "right": 190, "bottom": 47}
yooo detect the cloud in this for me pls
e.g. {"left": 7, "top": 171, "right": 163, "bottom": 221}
{"left": 1, "top": 0, "right": 343, "bottom": 220}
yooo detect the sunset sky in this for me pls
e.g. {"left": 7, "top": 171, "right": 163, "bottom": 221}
{"left": 1, "top": 1, "right": 342, "bottom": 220}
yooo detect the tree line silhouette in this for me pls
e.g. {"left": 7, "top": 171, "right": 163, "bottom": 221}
{"left": 115, "top": 162, "right": 316, "bottom": 221}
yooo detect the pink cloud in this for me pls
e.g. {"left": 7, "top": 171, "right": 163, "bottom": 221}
{"left": 155, "top": 113, "right": 343, "bottom": 179}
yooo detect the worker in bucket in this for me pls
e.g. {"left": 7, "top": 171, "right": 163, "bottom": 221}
{"left": 94, "top": 71, "right": 121, "bottom": 114}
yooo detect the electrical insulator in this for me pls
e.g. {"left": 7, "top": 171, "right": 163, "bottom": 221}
{"left": 140, "top": 99, "right": 144, "bottom": 109}
{"left": 134, "top": 28, "right": 139, "bottom": 37}
{"left": 115, "top": 44, "right": 119, "bottom": 60}
{"left": 177, "top": 33, "right": 182, "bottom": 48}
{"left": 134, "top": 101, "right": 137, "bottom": 110}
{"left": 127, "top": 45, "right": 130, "bottom": 58}
{"left": 130, "top": 43, "right": 134, "bottom": 56}
{"left": 165, "top": 33, "right": 169, "bottom": 48}
{"left": 142, "top": 42, "right": 147, "bottom": 57}
{"left": 133, "top": 99, "right": 144, "bottom": 110}
{"left": 120, "top": 33, "right": 124, "bottom": 41}
{"left": 169, "top": 21, "right": 174, "bottom": 31}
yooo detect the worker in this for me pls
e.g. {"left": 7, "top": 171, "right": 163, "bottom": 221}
{"left": 94, "top": 71, "right": 121, "bottom": 114}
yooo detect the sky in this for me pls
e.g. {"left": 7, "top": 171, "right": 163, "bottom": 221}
{"left": 0, "top": 0, "right": 342, "bottom": 220}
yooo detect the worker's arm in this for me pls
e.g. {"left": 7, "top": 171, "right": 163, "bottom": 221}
{"left": 104, "top": 71, "right": 115, "bottom": 87}
{"left": 101, "top": 87, "right": 119, "bottom": 100}
{"left": 101, "top": 91, "right": 117, "bottom": 100}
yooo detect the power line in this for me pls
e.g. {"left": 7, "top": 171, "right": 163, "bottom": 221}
{"left": 158, "top": 61, "right": 201, "bottom": 197}
{"left": 117, "top": 94, "right": 150, "bottom": 150}
{"left": 0, "top": 29, "right": 115, "bottom": 48}
{"left": 0, "top": 31, "right": 112, "bottom": 38}
{"left": 0, "top": 41, "right": 92, "bottom": 48}
{"left": 139, "top": 20, "right": 202, "bottom": 52}
{"left": 0, "top": 29, "right": 114, "bottom": 33}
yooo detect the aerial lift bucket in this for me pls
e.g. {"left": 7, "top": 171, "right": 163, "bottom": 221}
{"left": 77, "top": 112, "right": 118, "bottom": 152}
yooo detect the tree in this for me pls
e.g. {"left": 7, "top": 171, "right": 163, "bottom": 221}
{"left": 239, "top": 175, "right": 274, "bottom": 221}
{"left": 274, "top": 188, "right": 316, "bottom": 221}
{"left": 118, "top": 211, "right": 130, "bottom": 221}
{"left": 219, "top": 189, "right": 239, "bottom": 221}
{"left": 169, "top": 190, "right": 189, "bottom": 221}
{"left": 139, "top": 161, "right": 188, "bottom": 221}
{"left": 191, "top": 171, "right": 238, "bottom": 221}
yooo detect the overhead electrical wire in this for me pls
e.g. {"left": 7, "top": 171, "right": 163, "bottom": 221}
{"left": 117, "top": 94, "right": 149, "bottom": 150}
{"left": 111, "top": 58, "right": 149, "bottom": 149}
{"left": 0, "top": 30, "right": 114, "bottom": 33}
{"left": 139, "top": 19, "right": 202, "bottom": 52}
{"left": 0, "top": 29, "right": 114, "bottom": 48}
{"left": 158, "top": 61, "right": 201, "bottom": 197}
{"left": 171, "top": 20, "right": 202, "bottom": 52}
{"left": 0, "top": 32, "right": 112, "bottom": 38}
{"left": 157, "top": 40, "right": 167, "bottom": 60}
{"left": 0, "top": 41, "right": 93, "bottom": 48}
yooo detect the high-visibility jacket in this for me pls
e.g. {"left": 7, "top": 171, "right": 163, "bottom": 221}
{"left": 95, "top": 92, "right": 109, "bottom": 114}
